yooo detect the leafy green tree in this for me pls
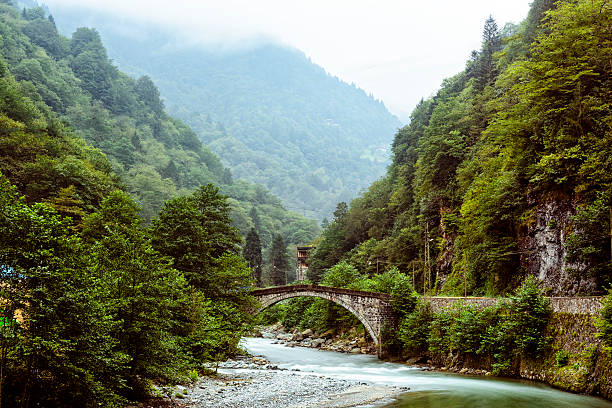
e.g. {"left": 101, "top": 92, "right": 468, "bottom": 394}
{"left": 151, "top": 183, "right": 242, "bottom": 293}
{"left": 135, "top": 75, "right": 164, "bottom": 114}
{"left": 397, "top": 301, "right": 432, "bottom": 355}
{"left": 22, "top": 18, "right": 67, "bottom": 59}
{"left": 83, "top": 190, "right": 191, "bottom": 397}
{"left": 309, "top": 202, "right": 351, "bottom": 282}
{"left": 565, "top": 193, "right": 611, "bottom": 286}
{"left": 69, "top": 28, "right": 116, "bottom": 106}
{"left": 0, "top": 175, "right": 124, "bottom": 407}
{"left": 320, "top": 261, "right": 362, "bottom": 288}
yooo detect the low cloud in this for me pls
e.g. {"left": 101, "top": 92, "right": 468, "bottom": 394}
{"left": 43, "top": 0, "right": 531, "bottom": 117}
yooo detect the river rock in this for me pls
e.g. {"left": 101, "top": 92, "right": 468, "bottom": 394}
{"left": 321, "top": 330, "right": 334, "bottom": 339}
{"left": 301, "top": 328, "right": 314, "bottom": 338}
{"left": 276, "top": 333, "right": 293, "bottom": 341}
{"left": 311, "top": 339, "right": 325, "bottom": 348}
{"left": 406, "top": 356, "right": 427, "bottom": 365}
{"left": 350, "top": 347, "right": 361, "bottom": 354}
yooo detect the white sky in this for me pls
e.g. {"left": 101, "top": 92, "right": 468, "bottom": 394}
{"left": 44, "top": 0, "right": 532, "bottom": 121}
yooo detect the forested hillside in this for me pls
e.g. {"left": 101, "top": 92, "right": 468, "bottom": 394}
{"left": 44, "top": 6, "right": 401, "bottom": 220}
{"left": 0, "top": 2, "right": 319, "bottom": 253}
{"left": 0, "top": 1, "right": 319, "bottom": 405}
{"left": 308, "top": 0, "right": 612, "bottom": 296}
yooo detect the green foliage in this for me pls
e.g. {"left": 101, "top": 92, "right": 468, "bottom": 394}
{"left": 61, "top": 20, "right": 401, "bottom": 220}
{"left": 397, "top": 301, "right": 432, "bottom": 355}
{"left": 389, "top": 271, "right": 418, "bottom": 316}
{"left": 392, "top": 278, "right": 551, "bottom": 374}
{"left": 478, "top": 278, "right": 551, "bottom": 374}
{"left": 151, "top": 184, "right": 242, "bottom": 293}
{"left": 280, "top": 297, "right": 314, "bottom": 329}
{"left": 243, "top": 227, "right": 263, "bottom": 286}
{"left": 597, "top": 289, "right": 612, "bottom": 353}
{"left": 83, "top": 190, "right": 191, "bottom": 396}
{"left": 268, "top": 234, "right": 290, "bottom": 286}
{"left": 565, "top": 193, "right": 611, "bottom": 285}
{"left": 308, "top": 0, "right": 612, "bottom": 297}
{"left": 321, "top": 261, "right": 363, "bottom": 289}
{"left": 556, "top": 350, "right": 570, "bottom": 367}
{"left": 0, "top": 175, "right": 125, "bottom": 407}
{"left": 507, "top": 277, "right": 552, "bottom": 355}
{"left": 448, "top": 303, "right": 497, "bottom": 354}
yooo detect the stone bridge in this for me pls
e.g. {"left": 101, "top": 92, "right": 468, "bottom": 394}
{"left": 252, "top": 285, "right": 395, "bottom": 347}
{"left": 252, "top": 285, "right": 604, "bottom": 356}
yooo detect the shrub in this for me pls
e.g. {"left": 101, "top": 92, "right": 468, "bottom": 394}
{"left": 597, "top": 289, "right": 612, "bottom": 352}
{"left": 508, "top": 276, "right": 551, "bottom": 356}
{"left": 398, "top": 301, "right": 432, "bottom": 355}
{"left": 555, "top": 350, "right": 570, "bottom": 367}
{"left": 449, "top": 303, "right": 495, "bottom": 354}
{"left": 428, "top": 309, "right": 454, "bottom": 355}
{"left": 390, "top": 272, "right": 419, "bottom": 317}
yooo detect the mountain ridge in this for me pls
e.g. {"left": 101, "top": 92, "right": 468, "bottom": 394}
{"left": 47, "top": 6, "right": 401, "bottom": 219}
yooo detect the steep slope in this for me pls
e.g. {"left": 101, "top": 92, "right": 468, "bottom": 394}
{"left": 309, "top": 0, "right": 612, "bottom": 296}
{"left": 0, "top": 2, "right": 319, "bottom": 247}
{"left": 48, "top": 7, "right": 401, "bottom": 220}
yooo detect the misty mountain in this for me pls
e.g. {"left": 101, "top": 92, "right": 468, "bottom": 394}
{"left": 50, "top": 8, "right": 401, "bottom": 220}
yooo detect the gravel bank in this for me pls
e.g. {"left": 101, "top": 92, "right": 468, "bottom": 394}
{"left": 181, "top": 357, "right": 406, "bottom": 408}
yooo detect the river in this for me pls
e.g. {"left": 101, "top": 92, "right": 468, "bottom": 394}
{"left": 243, "top": 337, "right": 612, "bottom": 408}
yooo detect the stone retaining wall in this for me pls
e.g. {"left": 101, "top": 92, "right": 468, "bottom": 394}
{"left": 424, "top": 296, "right": 603, "bottom": 314}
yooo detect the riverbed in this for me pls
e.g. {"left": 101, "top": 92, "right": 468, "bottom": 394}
{"left": 185, "top": 338, "right": 612, "bottom": 408}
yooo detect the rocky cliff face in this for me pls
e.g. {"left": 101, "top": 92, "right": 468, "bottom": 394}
{"left": 518, "top": 192, "right": 599, "bottom": 295}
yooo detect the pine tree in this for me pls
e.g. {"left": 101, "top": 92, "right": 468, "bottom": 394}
{"left": 269, "top": 234, "right": 289, "bottom": 286}
{"left": 249, "top": 206, "right": 261, "bottom": 233}
{"left": 475, "top": 15, "right": 502, "bottom": 90}
{"left": 243, "top": 228, "right": 263, "bottom": 286}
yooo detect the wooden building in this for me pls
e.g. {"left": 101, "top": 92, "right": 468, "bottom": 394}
{"left": 296, "top": 246, "right": 315, "bottom": 282}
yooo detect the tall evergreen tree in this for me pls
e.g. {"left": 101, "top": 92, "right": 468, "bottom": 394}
{"left": 475, "top": 15, "right": 502, "bottom": 89}
{"left": 243, "top": 227, "right": 263, "bottom": 286}
{"left": 249, "top": 206, "right": 261, "bottom": 232}
{"left": 269, "top": 234, "right": 289, "bottom": 286}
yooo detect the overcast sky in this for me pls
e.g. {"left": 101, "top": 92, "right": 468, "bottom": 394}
{"left": 44, "top": 0, "right": 532, "bottom": 121}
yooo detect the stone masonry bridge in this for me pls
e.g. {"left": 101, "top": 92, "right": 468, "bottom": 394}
{"left": 252, "top": 285, "right": 604, "bottom": 355}
{"left": 252, "top": 284, "right": 395, "bottom": 347}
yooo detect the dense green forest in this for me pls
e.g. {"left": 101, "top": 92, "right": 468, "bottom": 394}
{"left": 0, "top": 2, "right": 325, "bottom": 404}
{"left": 305, "top": 0, "right": 611, "bottom": 297}
{"left": 0, "top": 1, "right": 320, "bottom": 277}
{"left": 261, "top": 0, "right": 612, "bottom": 373}
{"left": 43, "top": 5, "right": 401, "bottom": 220}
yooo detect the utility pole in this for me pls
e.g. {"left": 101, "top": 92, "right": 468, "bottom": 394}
{"left": 412, "top": 260, "right": 415, "bottom": 290}
{"left": 463, "top": 251, "right": 467, "bottom": 297}
{"left": 424, "top": 223, "right": 431, "bottom": 293}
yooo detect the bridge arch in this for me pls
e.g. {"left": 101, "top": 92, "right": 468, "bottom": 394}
{"left": 252, "top": 285, "right": 395, "bottom": 347}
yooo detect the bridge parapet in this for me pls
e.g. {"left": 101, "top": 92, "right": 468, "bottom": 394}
{"left": 253, "top": 284, "right": 390, "bottom": 300}
{"left": 424, "top": 296, "right": 603, "bottom": 315}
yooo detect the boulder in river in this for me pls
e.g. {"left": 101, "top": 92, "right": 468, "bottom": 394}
{"left": 301, "top": 328, "right": 314, "bottom": 338}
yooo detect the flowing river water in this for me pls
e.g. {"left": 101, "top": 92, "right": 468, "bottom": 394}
{"left": 243, "top": 337, "right": 612, "bottom": 408}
